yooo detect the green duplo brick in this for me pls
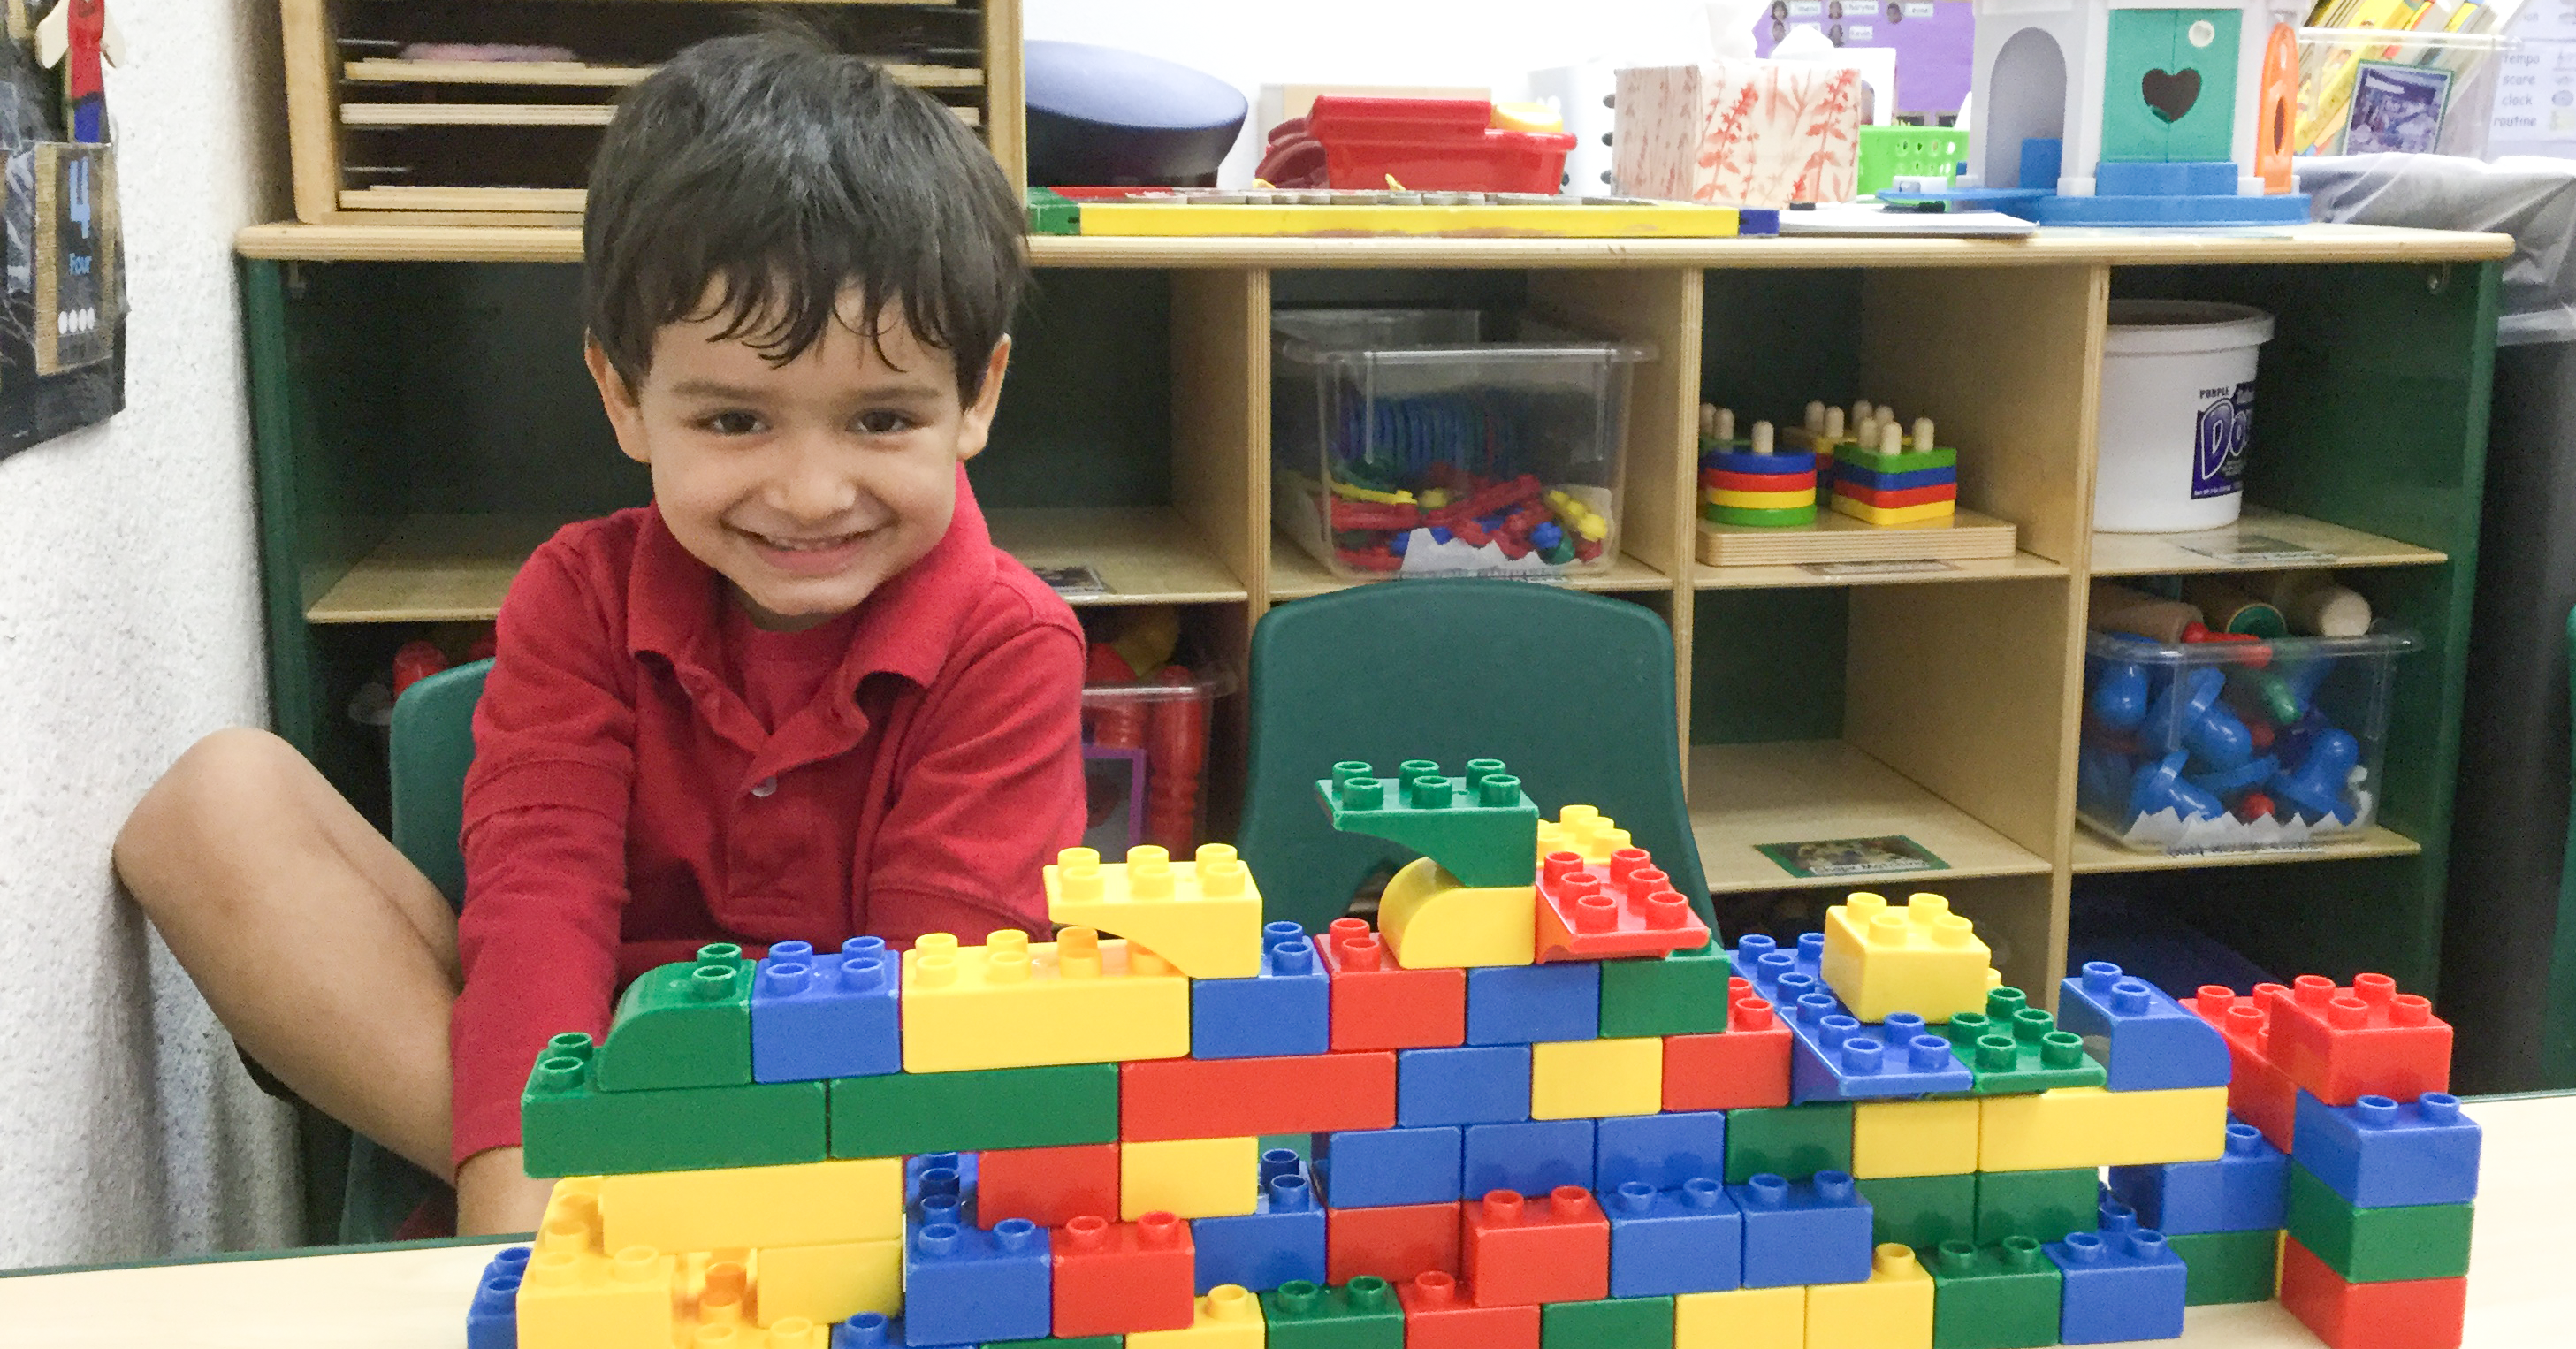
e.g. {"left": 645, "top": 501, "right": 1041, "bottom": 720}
{"left": 827, "top": 1063, "right": 1118, "bottom": 1157}
{"left": 1857, "top": 1172, "right": 1978, "bottom": 1249}
{"left": 2165, "top": 1229, "right": 2282, "bottom": 1305}
{"left": 1725, "top": 1102, "right": 1856, "bottom": 1184}
{"left": 2284, "top": 1164, "right": 2473, "bottom": 1283}
{"left": 519, "top": 1033, "right": 825, "bottom": 1178}
{"left": 1262, "top": 1277, "right": 1406, "bottom": 1348}
{"left": 1319, "top": 760, "right": 1541, "bottom": 887}
{"left": 1974, "top": 1166, "right": 2100, "bottom": 1245}
{"left": 1599, "top": 937, "right": 1733, "bottom": 1037}
{"left": 1946, "top": 988, "right": 2106, "bottom": 1094}
{"left": 592, "top": 944, "right": 753, "bottom": 1090}
{"left": 1925, "top": 1238, "right": 2062, "bottom": 1349}
{"left": 1543, "top": 1294, "right": 1675, "bottom": 1348}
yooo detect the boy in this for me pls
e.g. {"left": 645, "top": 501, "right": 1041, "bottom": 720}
{"left": 113, "top": 32, "right": 1083, "bottom": 1235}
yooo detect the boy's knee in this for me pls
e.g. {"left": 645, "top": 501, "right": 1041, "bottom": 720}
{"left": 118, "top": 728, "right": 303, "bottom": 873}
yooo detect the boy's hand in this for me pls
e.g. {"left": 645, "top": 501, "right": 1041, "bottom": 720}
{"left": 456, "top": 1147, "right": 558, "bottom": 1236}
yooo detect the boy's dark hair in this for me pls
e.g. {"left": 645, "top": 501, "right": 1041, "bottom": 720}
{"left": 584, "top": 30, "right": 1026, "bottom": 401}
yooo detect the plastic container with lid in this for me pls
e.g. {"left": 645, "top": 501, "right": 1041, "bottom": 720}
{"left": 2093, "top": 301, "right": 2275, "bottom": 534}
{"left": 1270, "top": 308, "right": 1650, "bottom": 580}
{"left": 1081, "top": 664, "right": 1234, "bottom": 856}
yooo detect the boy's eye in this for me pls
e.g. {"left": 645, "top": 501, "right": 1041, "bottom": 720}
{"left": 852, "top": 409, "right": 918, "bottom": 436}
{"left": 699, "top": 410, "right": 763, "bottom": 436}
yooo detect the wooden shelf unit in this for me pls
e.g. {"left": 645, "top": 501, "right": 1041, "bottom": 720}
{"left": 238, "top": 225, "right": 2511, "bottom": 1005}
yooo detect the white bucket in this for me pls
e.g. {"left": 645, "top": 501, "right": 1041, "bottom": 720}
{"left": 2094, "top": 301, "right": 2275, "bottom": 533}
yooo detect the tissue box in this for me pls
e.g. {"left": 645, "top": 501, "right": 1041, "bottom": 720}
{"left": 1613, "top": 62, "right": 1862, "bottom": 207}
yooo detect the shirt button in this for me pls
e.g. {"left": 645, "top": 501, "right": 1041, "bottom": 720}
{"left": 751, "top": 777, "right": 778, "bottom": 798}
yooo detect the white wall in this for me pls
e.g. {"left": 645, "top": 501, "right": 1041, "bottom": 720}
{"left": 0, "top": 0, "right": 297, "bottom": 1266}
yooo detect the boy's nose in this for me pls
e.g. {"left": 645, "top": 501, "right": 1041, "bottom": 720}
{"left": 770, "top": 439, "right": 861, "bottom": 521}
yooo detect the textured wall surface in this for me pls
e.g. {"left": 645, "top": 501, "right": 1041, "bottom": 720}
{"left": 0, "top": 0, "right": 297, "bottom": 1265}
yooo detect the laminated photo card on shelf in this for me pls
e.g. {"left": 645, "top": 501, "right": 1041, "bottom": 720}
{"left": 1614, "top": 58, "right": 1863, "bottom": 207}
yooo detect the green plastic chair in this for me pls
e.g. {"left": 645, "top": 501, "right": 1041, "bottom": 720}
{"left": 336, "top": 658, "right": 490, "bottom": 1242}
{"left": 2551, "top": 610, "right": 2576, "bottom": 1087}
{"left": 1238, "top": 580, "right": 1709, "bottom": 934}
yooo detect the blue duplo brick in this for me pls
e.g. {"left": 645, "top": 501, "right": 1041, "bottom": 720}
{"left": 1464, "top": 1118, "right": 1596, "bottom": 1197}
{"left": 1193, "top": 1167, "right": 1329, "bottom": 1292}
{"left": 1466, "top": 962, "right": 1601, "bottom": 1045}
{"left": 1730, "top": 1170, "right": 1874, "bottom": 1288}
{"left": 2107, "top": 1117, "right": 2288, "bottom": 1234}
{"left": 900, "top": 1216, "right": 1052, "bottom": 1345}
{"left": 2046, "top": 1228, "right": 2187, "bottom": 1344}
{"left": 2055, "top": 961, "right": 2230, "bottom": 1092}
{"left": 1315, "top": 1125, "right": 1465, "bottom": 1207}
{"left": 2290, "top": 1090, "right": 2481, "bottom": 1208}
{"left": 751, "top": 939, "right": 902, "bottom": 1082}
{"left": 1606, "top": 1178, "right": 1744, "bottom": 1296}
{"left": 1398, "top": 1044, "right": 1531, "bottom": 1126}
{"left": 464, "top": 1245, "right": 528, "bottom": 1349}
{"left": 1193, "top": 920, "right": 1332, "bottom": 1059}
{"left": 1596, "top": 1110, "right": 1727, "bottom": 1193}
{"left": 1781, "top": 998, "right": 1974, "bottom": 1102}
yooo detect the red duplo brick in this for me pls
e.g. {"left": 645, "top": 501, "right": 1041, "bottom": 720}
{"left": 1661, "top": 981, "right": 1791, "bottom": 1111}
{"left": 1315, "top": 920, "right": 1466, "bottom": 1051}
{"left": 2188, "top": 984, "right": 2298, "bottom": 1149}
{"left": 1398, "top": 1270, "right": 1541, "bottom": 1349}
{"left": 2267, "top": 973, "right": 2453, "bottom": 1107}
{"left": 1460, "top": 1187, "right": 1610, "bottom": 1308}
{"left": 1051, "top": 1211, "right": 1196, "bottom": 1336}
{"left": 1326, "top": 1199, "right": 1461, "bottom": 1284}
{"left": 1120, "top": 1052, "right": 1397, "bottom": 1141}
{"left": 1532, "top": 849, "right": 1710, "bottom": 963}
{"left": 2279, "top": 1234, "right": 2467, "bottom": 1349}
{"left": 978, "top": 1143, "right": 1119, "bottom": 1229}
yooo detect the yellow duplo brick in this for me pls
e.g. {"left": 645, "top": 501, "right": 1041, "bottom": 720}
{"left": 1977, "top": 1085, "right": 2229, "bottom": 1170}
{"left": 1536, "top": 804, "right": 1632, "bottom": 864}
{"left": 1851, "top": 1098, "right": 1980, "bottom": 1178}
{"left": 1376, "top": 857, "right": 1536, "bottom": 968}
{"left": 751, "top": 1238, "right": 902, "bottom": 1327}
{"left": 754, "top": 1319, "right": 830, "bottom": 1348}
{"left": 1128, "top": 1283, "right": 1268, "bottom": 1347}
{"left": 901, "top": 927, "right": 1189, "bottom": 1072}
{"left": 1530, "top": 1037, "right": 1664, "bottom": 1118}
{"left": 1805, "top": 1245, "right": 1934, "bottom": 1349}
{"left": 1044, "top": 843, "right": 1264, "bottom": 979}
{"left": 1123, "top": 1135, "right": 1261, "bottom": 1219}
{"left": 1818, "top": 891, "right": 1993, "bottom": 1024}
{"left": 1676, "top": 1285, "right": 1804, "bottom": 1349}
{"left": 600, "top": 1158, "right": 903, "bottom": 1253}
{"left": 516, "top": 1244, "right": 677, "bottom": 1349}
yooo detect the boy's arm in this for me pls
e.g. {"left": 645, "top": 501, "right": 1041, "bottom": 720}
{"left": 450, "top": 544, "right": 636, "bottom": 1173}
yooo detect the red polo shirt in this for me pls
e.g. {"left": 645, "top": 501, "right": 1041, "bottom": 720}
{"left": 450, "top": 472, "right": 1083, "bottom": 1168}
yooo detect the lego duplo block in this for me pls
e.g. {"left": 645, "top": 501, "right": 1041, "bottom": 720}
{"left": 1541, "top": 1293, "right": 1676, "bottom": 1348}
{"left": 1599, "top": 937, "right": 1733, "bottom": 1038}
{"left": 904, "top": 1150, "right": 976, "bottom": 1208}
{"left": 1467, "top": 962, "right": 1601, "bottom": 1044}
{"left": 751, "top": 939, "right": 900, "bottom": 1083}
{"left": 1924, "top": 1238, "right": 2062, "bottom": 1349}
{"left": 1316, "top": 919, "right": 1467, "bottom": 1051}
{"left": 598, "top": 1157, "right": 901, "bottom": 1252}
{"left": 1604, "top": 1178, "right": 1743, "bottom": 1296}
{"left": 1053, "top": 1212, "right": 1198, "bottom": 1336}
{"left": 1121, "top": 1051, "right": 1398, "bottom": 1141}
{"left": 1805, "top": 1244, "right": 1933, "bottom": 1349}
{"left": 2107, "top": 1117, "right": 2290, "bottom": 1233}
{"left": 1398, "top": 1270, "right": 1541, "bottom": 1349}
{"left": 900, "top": 1216, "right": 1052, "bottom": 1345}
{"left": 2161, "top": 1228, "right": 2279, "bottom": 1305}
{"left": 2278, "top": 1235, "right": 2469, "bottom": 1349}
{"left": 752, "top": 1238, "right": 902, "bottom": 1327}
{"left": 2283, "top": 1164, "right": 2473, "bottom": 1283}
{"left": 1325, "top": 1199, "right": 1461, "bottom": 1284}
{"left": 1195, "top": 1165, "right": 1328, "bottom": 1292}
{"left": 1046, "top": 842, "right": 1264, "bottom": 979}
{"left": 1536, "top": 804, "right": 1638, "bottom": 864}
{"left": 2267, "top": 973, "right": 2453, "bottom": 1107}
{"left": 1530, "top": 1036, "right": 1663, "bottom": 1117}
{"left": 1595, "top": 1109, "right": 1726, "bottom": 1192}
{"left": 2043, "top": 1229, "right": 2186, "bottom": 1344}
{"left": 828, "top": 1062, "right": 1117, "bottom": 1157}
{"left": 464, "top": 1246, "right": 527, "bottom": 1349}
{"left": 1673, "top": 1286, "right": 1804, "bottom": 1349}
{"left": 1976, "top": 1086, "right": 2229, "bottom": 1170}
{"left": 1534, "top": 847, "right": 1711, "bottom": 963}
{"left": 515, "top": 1245, "right": 675, "bottom": 1349}
{"left": 900, "top": 927, "right": 1188, "bottom": 1072}
{"left": 1464, "top": 1118, "right": 1596, "bottom": 1195}
{"left": 1733, "top": 932, "right": 1826, "bottom": 999}
{"left": 977, "top": 1142, "right": 1119, "bottom": 1229}
{"left": 1662, "top": 987, "right": 1792, "bottom": 1112}
{"left": 1461, "top": 1186, "right": 1612, "bottom": 1307}
{"left": 1262, "top": 1276, "right": 1407, "bottom": 1349}
{"left": 1399, "top": 1044, "right": 1532, "bottom": 1126}
{"left": 1856, "top": 1172, "right": 1976, "bottom": 1249}
{"left": 1316, "top": 1125, "right": 1463, "bottom": 1207}
{"left": 2290, "top": 1090, "right": 2481, "bottom": 1208}
{"left": 522, "top": 1034, "right": 826, "bottom": 1178}
{"left": 1128, "top": 1283, "right": 1269, "bottom": 1349}
{"left": 1321, "top": 758, "right": 1541, "bottom": 888}
{"left": 1194, "top": 920, "right": 1333, "bottom": 1058}
{"left": 2055, "top": 962, "right": 2232, "bottom": 1092}
{"left": 1830, "top": 496, "right": 1956, "bottom": 525}
{"left": 1723, "top": 1102, "right": 1854, "bottom": 1184}
{"left": 1125, "top": 1135, "right": 1261, "bottom": 1219}
{"left": 1851, "top": 1097, "right": 1978, "bottom": 1178}
{"left": 594, "top": 944, "right": 752, "bottom": 1091}
{"left": 1377, "top": 857, "right": 1538, "bottom": 969}
{"left": 1972, "top": 1167, "right": 2100, "bottom": 1246}
{"left": 1818, "top": 891, "right": 1993, "bottom": 1024}
{"left": 1783, "top": 1001, "right": 1973, "bottom": 1102}
{"left": 988, "top": 1338, "right": 1120, "bottom": 1349}
{"left": 1944, "top": 988, "right": 2107, "bottom": 1094}
{"left": 1730, "top": 1170, "right": 1874, "bottom": 1288}
{"left": 2186, "top": 984, "right": 2300, "bottom": 1149}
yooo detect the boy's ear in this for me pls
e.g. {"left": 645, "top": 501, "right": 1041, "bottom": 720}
{"left": 952, "top": 336, "right": 1012, "bottom": 462}
{"left": 584, "top": 335, "right": 654, "bottom": 467}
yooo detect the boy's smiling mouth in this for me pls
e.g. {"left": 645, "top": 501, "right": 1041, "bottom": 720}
{"left": 738, "top": 524, "right": 881, "bottom": 575}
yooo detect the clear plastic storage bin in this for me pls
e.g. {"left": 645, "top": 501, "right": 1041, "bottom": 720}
{"left": 1081, "top": 665, "right": 1235, "bottom": 856}
{"left": 2078, "top": 629, "right": 2418, "bottom": 855}
{"left": 1270, "top": 308, "right": 1650, "bottom": 580}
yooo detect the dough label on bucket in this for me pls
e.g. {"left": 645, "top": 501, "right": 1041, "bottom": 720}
{"left": 2191, "top": 379, "right": 2254, "bottom": 500}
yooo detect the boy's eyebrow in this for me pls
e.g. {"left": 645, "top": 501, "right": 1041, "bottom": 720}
{"left": 662, "top": 377, "right": 951, "bottom": 402}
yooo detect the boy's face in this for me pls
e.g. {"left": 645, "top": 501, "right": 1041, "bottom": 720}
{"left": 587, "top": 291, "right": 1009, "bottom": 630}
